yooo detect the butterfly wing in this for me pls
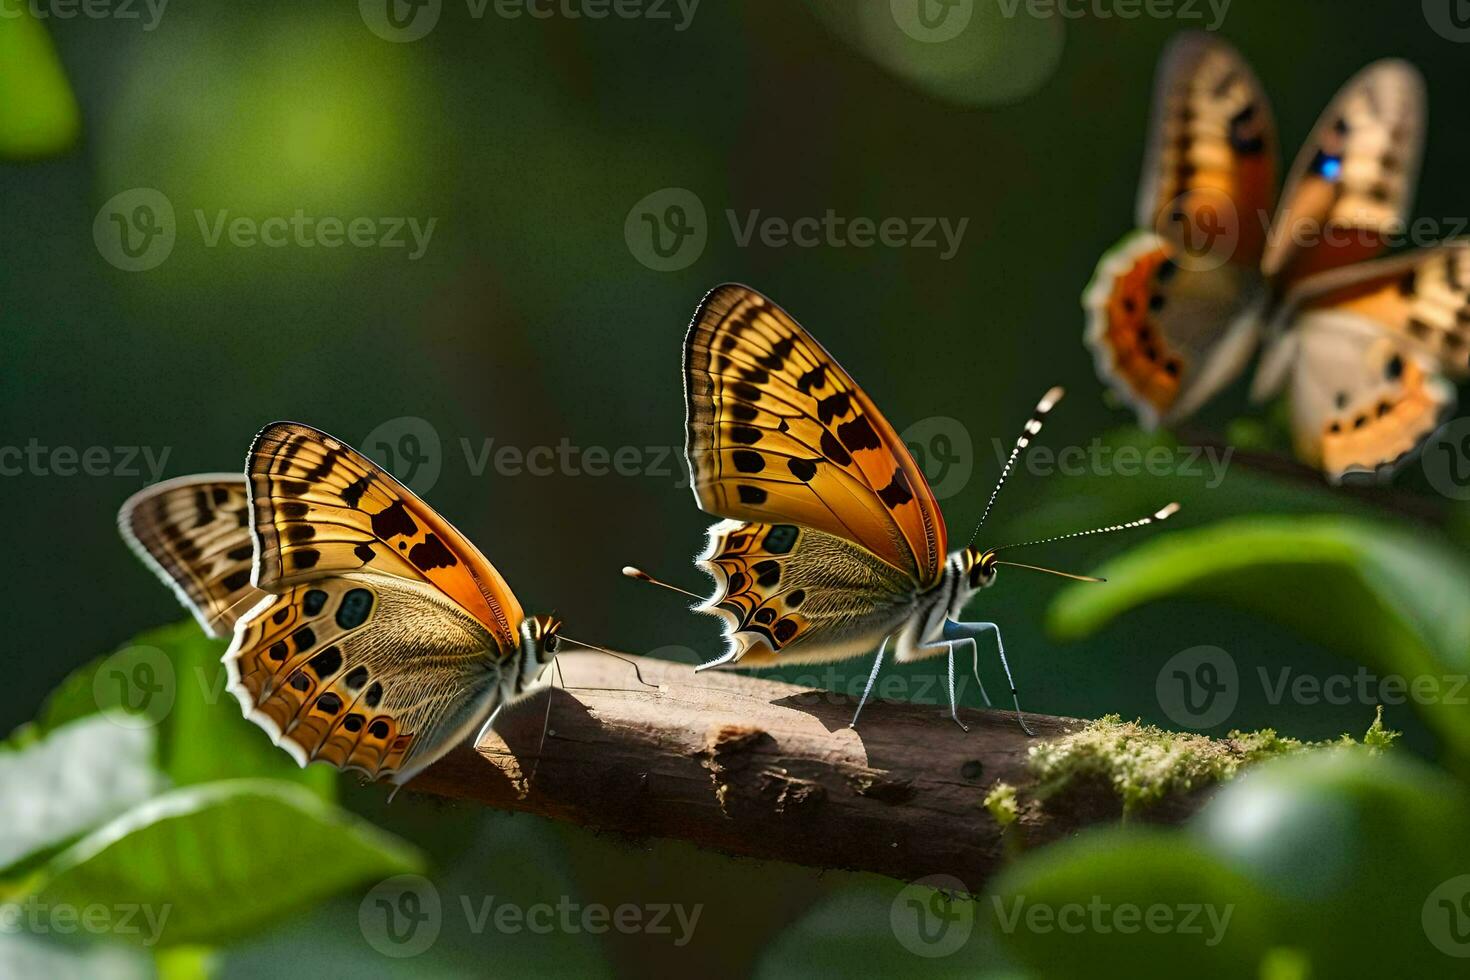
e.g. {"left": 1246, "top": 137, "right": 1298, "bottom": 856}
{"left": 1262, "top": 59, "right": 1425, "bottom": 289}
{"left": 684, "top": 284, "right": 946, "bottom": 587}
{"left": 235, "top": 421, "right": 530, "bottom": 783}
{"left": 246, "top": 421, "right": 524, "bottom": 648}
{"left": 1086, "top": 35, "right": 1276, "bottom": 428}
{"left": 695, "top": 520, "right": 917, "bottom": 668}
{"left": 225, "top": 573, "right": 506, "bottom": 784}
{"left": 118, "top": 474, "right": 267, "bottom": 638}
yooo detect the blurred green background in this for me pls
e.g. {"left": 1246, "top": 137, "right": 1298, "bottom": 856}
{"left": 5, "top": 1, "right": 1470, "bottom": 977}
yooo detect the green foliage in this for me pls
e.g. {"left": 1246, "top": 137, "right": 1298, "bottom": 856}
{"left": 1048, "top": 516, "right": 1470, "bottom": 765}
{"left": 25, "top": 780, "right": 423, "bottom": 948}
{"left": 0, "top": 11, "right": 80, "bottom": 158}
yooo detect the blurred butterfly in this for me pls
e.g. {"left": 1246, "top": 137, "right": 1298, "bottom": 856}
{"left": 626, "top": 284, "right": 1178, "bottom": 731}
{"left": 120, "top": 421, "right": 620, "bottom": 788}
{"left": 1084, "top": 33, "right": 1467, "bottom": 482}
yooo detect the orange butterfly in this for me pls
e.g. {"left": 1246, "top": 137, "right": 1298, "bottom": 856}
{"left": 120, "top": 422, "right": 616, "bottom": 786}
{"left": 629, "top": 284, "right": 1178, "bottom": 730}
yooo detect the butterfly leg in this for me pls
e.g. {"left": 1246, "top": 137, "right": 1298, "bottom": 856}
{"left": 945, "top": 643, "right": 969, "bottom": 733}
{"left": 848, "top": 636, "right": 890, "bottom": 729}
{"left": 944, "top": 620, "right": 1034, "bottom": 736}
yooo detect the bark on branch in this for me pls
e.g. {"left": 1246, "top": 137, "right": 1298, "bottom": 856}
{"left": 409, "top": 652, "right": 1208, "bottom": 892}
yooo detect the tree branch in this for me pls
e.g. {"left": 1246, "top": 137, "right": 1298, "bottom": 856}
{"left": 409, "top": 652, "right": 1210, "bottom": 892}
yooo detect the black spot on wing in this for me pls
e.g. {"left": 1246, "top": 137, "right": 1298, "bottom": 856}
{"left": 303, "top": 589, "right": 329, "bottom": 616}
{"left": 877, "top": 469, "right": 914, "bottom": 508}
{"left": 838, "top": 415, "right": 880, "bottom": 453}
{"left": 222, "top": 568, "right": 251, "bottom": 592}
{"left": 787, "top": 458, "right": 818, "bottom": 482}
{"left": 341, "top": 473, "right": 373, "bottom": 508}
{"left": 353, "top": 543, "right": 375, "bottom": 564}
{"left": 344, "top": 666, "right": 368, "bottom": 690}
{"left": 763, "top": 525, "right": 799, "bottom": 554}
{"left": 737, "top": 484, "right": 768, "bottom": 505}
{"left": 290, "top": 549, "right": 320, "bottom": 570}
{"left": 820, "top": 431, "right": 852, "bottom": 467}
{"left": 796, "top": 364, "right": 827, "bottom": 393}
{"left": 752, "top": 559, "right": 781, "bottom": 588}
{"left": 370, "top": 500, "right": 418, "bottom": 540}
{"left": 409, "top": 533, "right": 458, "bottom": 571}
{"left": 732, "top": 450, "right": 765, "bottom": 473}
{"left": 730, "top": 426, "right": 762, "bottom": 445}
{"left": 816, "top": 391, "right": 851, "bottom": 424}
{"left": 308, "top": 645, "right": 342, "bottom": 677}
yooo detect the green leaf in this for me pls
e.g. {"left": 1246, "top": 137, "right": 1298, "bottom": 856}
{"left": 0, "top": 11, "right": 81, "bottom": 159}
{"left": 1047, "top": 516, "right": 1470, "bottom": 763}
{"left": 29, "top": 623, "right": 333, "bottom": 799}
{"left": 1191, "top": 749, "right": 1470, "bottom": 976}
{"left": 0, "top": 717, "right": 164, "bottom": 874}
{"left": 989, "top": 826, "right": 1274, "bottom": 979}
{"left": 22, "top": 780, "right": 423, "bottom": 948}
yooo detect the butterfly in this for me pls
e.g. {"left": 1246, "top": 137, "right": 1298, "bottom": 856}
{"left": 625, "top": 283, "right": 1178, "bottom": 731}
{"left": 119, "top": 421, "right": 614, "bottom": 787}
{"left": 1084, "top": 33, "right": 1467, "bottom": 483}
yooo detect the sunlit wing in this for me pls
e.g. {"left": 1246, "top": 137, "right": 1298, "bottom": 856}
{"left": 684, "top": 284, "right": 946, "bottom": 586}
{"left": 118, "top": 474, "right": 267, "bottom": 638}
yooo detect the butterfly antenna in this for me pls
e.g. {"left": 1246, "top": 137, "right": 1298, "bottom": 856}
{"left": 989, "top": 502, "right": 1181, "bottom": 554}
{"left": 967, "top": 386, "right": 1065, "bottom": 547}
{"left": 622, "top": 566, "right": 705, "bottom": 601}
{"left": 992, "top": 561, "right": 1107, "bottom": 583}
{"left": 557, "top": 635, "right": 660, "bottom": 690}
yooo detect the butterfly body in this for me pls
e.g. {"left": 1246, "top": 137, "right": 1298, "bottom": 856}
{"left": 121, "top": 425, "right": 568, "bottom": 786}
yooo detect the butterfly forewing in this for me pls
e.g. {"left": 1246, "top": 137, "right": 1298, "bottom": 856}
{"left": 247, "top": 421, "right": 524, "bottom": 651}
{"left": 1263, "top": 59, "right": 1425, "bottom": 287}
{"left": 119, "top": 474, "right": 267, "bottom": 638}
{"left": 684, "top": 284, "right": 947, "bottom": 586}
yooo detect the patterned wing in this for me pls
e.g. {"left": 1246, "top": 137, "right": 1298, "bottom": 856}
{"left": 1085, "top": 232, "right": 1264, "bottom": 429}
{"left": 225, "top": 572, "right": 509, "bottom": 785}
{"left": 684, "top": 284, "right": 946, "bottom": 587}
{"left": 1262, "top": 59, "right": 1424, "bottom": 288}
{"left": 119, "top": 474, "right": 266, "bottom": 638}
{"left": 695, "top": 521, "right": 917, "bottom": 668}
{"left": 246, "top": 421, "right": 523, "bottom": 651}
{"left": 1087, "top": 35, "right": 1275, "bottom": 428}
{"left": 1136, "top": 33, "right": 1277, "bottom": 268}
{"left": 1274, "top": 312, "right": 1454, "bottom": 483}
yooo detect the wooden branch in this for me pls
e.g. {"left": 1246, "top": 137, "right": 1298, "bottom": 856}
{"left": 409, "top": 652, "right": 1208, "bottom": 892}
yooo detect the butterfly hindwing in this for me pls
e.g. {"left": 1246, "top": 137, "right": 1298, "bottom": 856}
{"left": 697, "top": 520, "right": 917, "bottom": 668}
{"left": 246, "top": 421, "right": 523, "bottom": 652}
{"left": 226, "top": 572, "right": 507, "bottom": 783}
{"left": 1263, "top": 59, "right": 1425, "bottom": 288}
{"left": 118, "top": 474, "right": 267, "bottom": 638}
{"left": 684, "top": 284, "right": 946, "bottom": 586}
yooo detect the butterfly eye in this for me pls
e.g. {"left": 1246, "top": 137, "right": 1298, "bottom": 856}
{"left": 544, "top": 634, "right": 559, "bottom": 655}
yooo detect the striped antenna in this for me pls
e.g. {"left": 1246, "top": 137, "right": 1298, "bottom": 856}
{"left": 989, "top": 503, "right": 1181, "bottom": 554}
{"left": 967, "top": 386, "right": 1065, "bottom": 547}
